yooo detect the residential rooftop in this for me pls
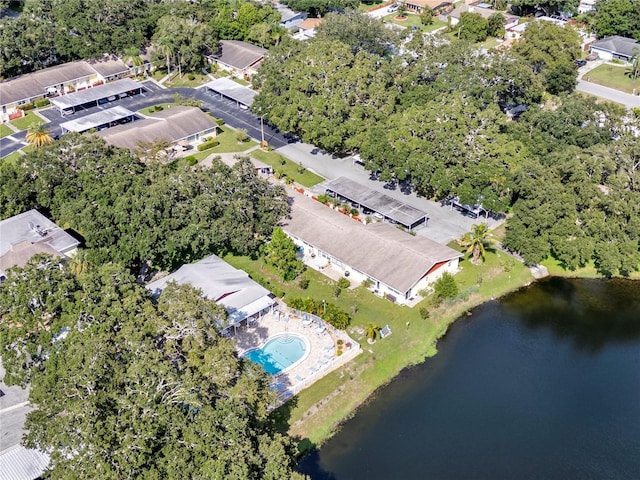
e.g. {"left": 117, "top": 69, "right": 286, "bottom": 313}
{"left": 96, "top": 106, "right": 217, "bottom": 150}
{"left": 281, "top": 193, "right": 461, "bottom": 294}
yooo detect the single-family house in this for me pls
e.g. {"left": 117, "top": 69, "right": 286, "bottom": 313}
{"left": 96, "top": 106, "right": 218, "bottom": 152}
{"left": 0, "top": 57, "right": 129, "bottom": 122}
{"left": 206, "top": 40, "right": 267, "bottom": 80}
{"left": 293, "top": 17, "right": 323, "bottom": 40}
{"left": 281, "top": 193, "right": 462, "bottom": 305}
{"left": 146, "top": 254, "right": 277, "bottom": 332}
{"left": 577, "top": 0, "right": 596, "bottom": 13}
{"left": 590, "top": 35, "right": 640, "bottom": 62}
{"left": 277, "top": 4, "right": 308, "bottom": 30}
{"left": 445, "top": 4, "right": 519, "bottom": 31}
{"left": 402, "top": 0, "right": 452, "bottom": 13}
{"left": 0, "top": 210, "right": 80, "bottom": 281}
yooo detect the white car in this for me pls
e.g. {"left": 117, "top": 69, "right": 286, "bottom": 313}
{"left": 387, "top": 4, "right": 398, "bottom": 12}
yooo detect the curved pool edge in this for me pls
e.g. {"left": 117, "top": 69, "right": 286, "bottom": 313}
{"left": 242, "top": 332, "right": 311, "bottom": 376}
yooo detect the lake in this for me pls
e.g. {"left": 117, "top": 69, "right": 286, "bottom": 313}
{"left": 299, "top": 278, "right": 640, "bottom": 480}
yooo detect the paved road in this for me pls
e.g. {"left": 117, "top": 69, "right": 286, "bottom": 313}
{"left": 576, "top": 80, "right": 640, "bottom": 108}
{"left": 276, "top": 143, "right": 502, "bottom": 244}
{"left": 3, "top": 82, "right": 495, "bottom": 244}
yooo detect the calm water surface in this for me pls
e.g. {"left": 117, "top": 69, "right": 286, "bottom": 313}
{"left": 299, "top": 278, "right": 640, "bottom": 480}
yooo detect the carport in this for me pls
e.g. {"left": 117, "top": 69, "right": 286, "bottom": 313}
{"left": 50, "top": 79, "right": 143, "bottom": 116}
{"left": 203, "top": 77, "right": 257, "bottom": 107}
{"left": 60, "top": 106, "right": 137, "bottom": 134}
{"left": 324, "top": 177, "right": 428, "bottom": 230}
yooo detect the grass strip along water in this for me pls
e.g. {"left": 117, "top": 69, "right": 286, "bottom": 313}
{"left": 225, "top": 244, "right": 534, "bottom": 452}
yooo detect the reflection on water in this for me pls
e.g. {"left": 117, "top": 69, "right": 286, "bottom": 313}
{"left": 299, "top": 278, "right": 640, "bottom": 480}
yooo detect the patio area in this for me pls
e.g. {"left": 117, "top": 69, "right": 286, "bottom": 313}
{"left": 233, "top": 305, "right": 361, "bottom": 403}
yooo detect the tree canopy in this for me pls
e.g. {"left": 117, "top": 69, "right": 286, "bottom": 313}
{"left": 0, "top": 135, "right": 288, "bottom": 274}
{"left": 592, "top": 0, "right": 640, "bottom": 41}
{"left": 0, "top": 0, "right": 286, "bottom": 78}
{"left": 253, "top": 14, "right": 640, "bottom": 275}
{"left": 0, "top": 258, "right": 305, "bottom": 479}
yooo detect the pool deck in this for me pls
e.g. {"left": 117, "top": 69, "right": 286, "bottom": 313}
{"left": 233, "top": 308, "right": 361, "bottom": 403}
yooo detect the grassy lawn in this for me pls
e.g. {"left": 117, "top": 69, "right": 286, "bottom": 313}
{"left": 10, "top": 111, "right": 44, "bottom": 131}
{"left": 251, "top": 149, "right": 325, "bottom": 187}
{"left": 189, "top": 127, "right": 258, "bottom": 162}
{"left": 541, "top": 257, "right": 640, "bottom": 279}
{"left": 230, "top": 76, "right": 250, "bottom": 86}
{"left": 479, "top": 37, "right": 502, "bottom": 50}
{"left": 383, "top": 13, "right": 446, "bottom": 32}
{"left": 164, "top": 72, "right": 210, "bottom": 88}
{"left": 0, "top": 124, "right": 14, "bottom": 139}
{"left": 226, "top": 242, "right": 533, "bottom": 450}
{"left": 584, "top": 63, "right": 640, "bottom": 95}
{"left": 137, "top": 104, "right": 175, "bottom": 116}
{"left": 1, "top": 151, "right": 23, "bottom": 164}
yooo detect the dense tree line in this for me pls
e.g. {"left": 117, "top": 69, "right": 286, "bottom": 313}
{"left": 0, "top": 135, "right": 288, "bottom": 273}
{"left": 254, "top": 13, "right": 640, "bottom": 275}
{"left": 587, "top": 0, "right": 640, "bottom": 41}
{"left": 0, "top": 0, "right": 285, "bottom": 79}
{"left": 0, "top": 257, "right": 305, "bottom": 479}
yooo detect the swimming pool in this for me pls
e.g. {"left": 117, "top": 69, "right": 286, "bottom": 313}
{"left": 244, "top": 333, "right": 308, "bottom": 375}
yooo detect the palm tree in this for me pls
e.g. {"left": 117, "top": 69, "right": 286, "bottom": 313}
{"left": 25, "top": 122, "right": 53, "bottom": 147}
{"left": 122, "top": 47, "right": 143, "bottom": 75}
{"left": 364, "top": 323, "right": 381, "bottom": 343}
{"left": 628, "top": 48, "right": 640, "bottom": 82}
{"left": 156, "top": 37, "right": 175, "bottom": 74}
{"left": 459, "top": 223, "right": 495, "bottom": 264}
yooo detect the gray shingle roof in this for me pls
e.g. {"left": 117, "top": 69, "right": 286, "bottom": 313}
{"left": 591, "top": 36, "right": 640, "bottom": 58}
{"left": 146, "top": 254, "right": 275, "bottom": 325}
{"left": 96, "top": 106, "right": 217, "bottom": 150}
{"left": 0, "top": 209, "right": 80, "bottom": 276}
{"left": 0, "top": 59, "right": 128, "bottom": 106}
{"left": 211, "top": 40, "right": 267, "bottom": 70}
{"left": 281, "top": 193, "right": 461, "bottom": 293}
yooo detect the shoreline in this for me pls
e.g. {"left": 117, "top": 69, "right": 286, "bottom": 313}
{"left": 288, "top": 268, "right": 640, "bottom": 455}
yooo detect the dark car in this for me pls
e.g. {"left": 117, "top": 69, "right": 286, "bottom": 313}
{"left": 574, "top": 59, "right": 587, "bottom": 68}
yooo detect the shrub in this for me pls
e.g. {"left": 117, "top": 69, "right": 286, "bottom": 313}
{"left": 188, "top": 73, "right": 196, "bottom": 81}
{"left": 350, "top": 208, "right": 359, "bottom": 216}
{"left": 197, "top": 139, "right": 220, "bottom": 151}
{"left": 298, "top": 278, "right": 310, "bottom": 290}
{"left": 419, "top": 307, "right": 430, "bottom": 320}
{"left": 18, "top": 103, "right": 34, "bottom": 111}
{"left": 235, "top": 128, "right": 250, "bottom": 142}
{"left": 215, "top": 118, "right": 225, "bottom": 126}
{"left": 316, "top": 194, "right": 331, "bottom": 204}
{"left": 433, "top": 273, "right": 458, "bottom": 304}
{"left": 154, "top": 105, "right": 164, "bottom": 112}
{"left": 185, "top": 155, "right": 197, "bottom": 166}
{"left": 337, "top": 277, "right": 350, "bottom": 289}
{"left": 334, "top": 286, "right": 342, "bottom": 298}
{"left": 34, "top": 98, "right": 50, "bottom": 108}
{"left": 280, "top": 158, "right": 286, "bottom": 166}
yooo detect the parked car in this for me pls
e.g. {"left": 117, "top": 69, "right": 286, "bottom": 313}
{"left": 387, "top": 4, "right": 398, "bottom": 12}
{"left": 574, "top": 59, "right": 587, "bottom": 68}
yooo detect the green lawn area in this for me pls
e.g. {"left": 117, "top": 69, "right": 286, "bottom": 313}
{"left": 137, "top": 103, "right": 175, "bottom": 116}
{"left": 0, "top": 123, "right": 13, "bottom": 139}
{"left": 226, "top": 241, "right": 533, "bottom": 449}
{"left": 164, "top": 72, "right": 210, "bottom": 88}
{"left": 10, "top": 111, "right": 44, "bottom": 131}
{"left": 479, "top": 37, "right": 502, "bottom": 50}
{"left": 1, "top": 151, "right": 22, "bottom": 164}
{"left": 358, "top": 1, "right": 387, "bottom": 12}
{"left": 190, "top": 127, "right": 258, "bottom": 162}
{"left": 230, "top": 76, "right": 250, "bottom": 86}
{"left": 541, "top": 257, "right": 640, "bottom": 279}
{"left": 584, "top": 63, "right": 640, "bottom": 95}
{"left": 251, "top": 149, "right": 325, "bottom": 187}
{"left": 383, "top": 13, "right": 446, "bottom": 32}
